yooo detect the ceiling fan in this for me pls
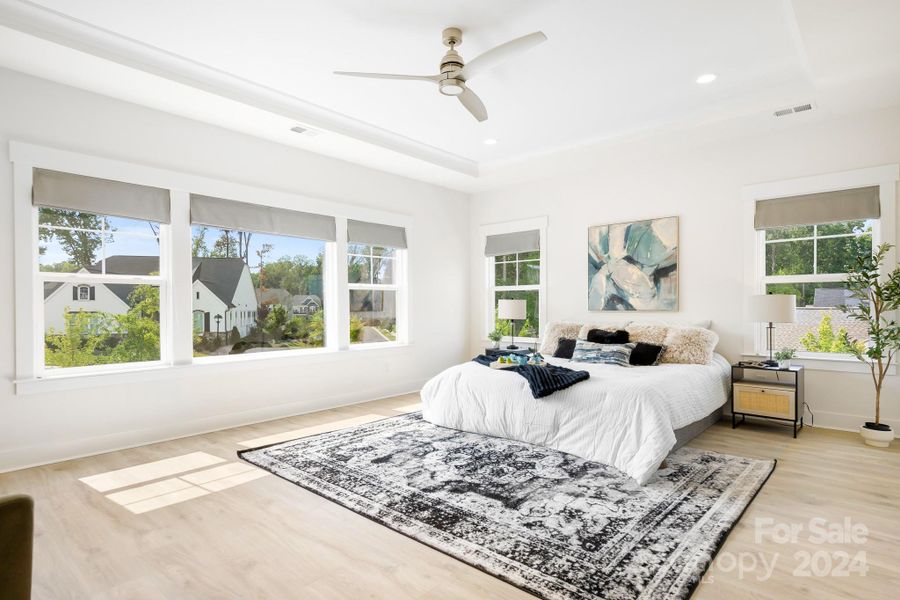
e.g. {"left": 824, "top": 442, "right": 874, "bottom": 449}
{"left": 334, "top": 27, "right": 547, "bottom": 122}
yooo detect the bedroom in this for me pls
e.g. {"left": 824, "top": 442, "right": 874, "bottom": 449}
{"left": 0, "top": 1, "right": 898, "bottom": 599}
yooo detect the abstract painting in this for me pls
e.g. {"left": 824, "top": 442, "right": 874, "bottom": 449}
{"left": 588, "top": 216, "right": 678, "bottom": 311}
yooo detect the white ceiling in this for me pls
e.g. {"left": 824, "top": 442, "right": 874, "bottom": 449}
{"left": 1, "top": 0, "right": 900, "bottom": 191}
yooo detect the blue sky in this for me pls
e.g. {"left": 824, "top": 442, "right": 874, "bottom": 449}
{"left": 39, "top": 216, "right": 323, "bottom": 270}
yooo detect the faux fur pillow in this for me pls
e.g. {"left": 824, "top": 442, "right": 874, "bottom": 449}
{"left": 660, "top": 327, "right": 719, "bottom": 364}
{"left": 539, "top": 322, "right": 583, "bottom": 355}
{"left": 625, "top": 324, "right": 669, "bottom": 346}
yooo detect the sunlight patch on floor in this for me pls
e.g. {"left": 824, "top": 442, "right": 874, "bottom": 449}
{"left": 236, "top": 413, "right": 385, "bottom": 448}
{"left": 79, "top": 452, "right": 270, "bottom": 514}
{"left": 79, "top": 452, "right": 225, "bottom": 492}
{"left": 391, "top": 403, "right": 421, "bottom": 413}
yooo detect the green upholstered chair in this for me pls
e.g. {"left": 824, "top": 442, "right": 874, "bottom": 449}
{"left": 0, "top": 495, "right": 33, "bottom": 600}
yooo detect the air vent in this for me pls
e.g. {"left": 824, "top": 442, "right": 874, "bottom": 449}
{"left": 290, "top": 125, "right": 320, "bottom": 137}
{"left": 774, "top": 103, "right": 815, "bottom": 117}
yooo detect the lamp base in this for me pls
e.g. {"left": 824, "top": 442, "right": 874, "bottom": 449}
{"left": 506, "top": 345, "right": 520, "bottom": 350}
{"left": 761, "top": 359, "right": 779, "bottom": 367}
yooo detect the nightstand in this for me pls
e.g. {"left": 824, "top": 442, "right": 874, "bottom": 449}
{"left": 484, "top": 346, "right": 533, "bottom": 358}
{"left": 731, "top": 364, "right": 805, "bottom": 437}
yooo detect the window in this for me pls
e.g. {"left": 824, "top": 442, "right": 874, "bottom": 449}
{"left": 191, "top": 225, "right": 326, "bottom": 356}
{"left": 483, "top": 223, "right": 545, "bottom": 343}
{"left": 348, "top": 244, "right": 400, "bottom": 344}
{"left": 761, "top": 219, "right": 876, "bottom": 355}
{"left": 14, "top": 147, "right": 412, "bottom": 388}
{"left": 493, "top": 252, "right": 541, "bottom": 337}
{"left": 38, "top": 206, "right": 164, "bottom": 370}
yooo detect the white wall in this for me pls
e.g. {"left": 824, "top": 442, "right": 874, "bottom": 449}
{"left": 0, "top": 67, "right": 470, "bottom": 471}
{"left": 469, "top": 104, "right": 900, "bottom": 434}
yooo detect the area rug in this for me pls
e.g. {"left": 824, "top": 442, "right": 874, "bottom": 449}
{"left": 239, "top": 412, "right": 774, "bottom": 600}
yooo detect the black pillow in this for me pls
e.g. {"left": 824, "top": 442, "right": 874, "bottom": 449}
{"left": 629, "top": 342, "right": 665, "bottom": 366}
{"left": 553, "top": 337, "right": 577, "bottom": 359}
{"left": 586, "top": 329, "right": 629, "bottom": 344}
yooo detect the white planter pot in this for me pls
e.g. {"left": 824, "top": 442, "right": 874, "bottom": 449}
{"left": 859, "top": 425, "right": 894, "bottom": 448}
{"left": 778, "top": 359, "right": 792, "bottom": 369}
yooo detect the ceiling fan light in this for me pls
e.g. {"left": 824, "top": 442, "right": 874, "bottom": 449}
{"left": 440, "top": 82, "right": 465, "bottom": 96}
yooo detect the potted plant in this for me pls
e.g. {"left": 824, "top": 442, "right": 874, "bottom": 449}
{"left": 841, "top": 243, "right": 900, "bottom": 448}
{"left": 488, "top": 327, "right": 503, "bottom": 349}
{"left": 774, "top": 348, "right": 795, "bottom": 369}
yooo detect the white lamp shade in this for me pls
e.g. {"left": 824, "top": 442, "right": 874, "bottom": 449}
{"left": 498, "top": 299, "right": 527, "bottom": 320}
{"left": 748, "top": 294, "right": 797, "bottom": 323}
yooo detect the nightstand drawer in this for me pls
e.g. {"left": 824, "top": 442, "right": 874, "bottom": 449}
{"left": 733, "top": 383, "right": 795, "bottom": 420}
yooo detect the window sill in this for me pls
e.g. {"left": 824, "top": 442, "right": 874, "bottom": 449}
{"left": 741, "top": 353, "right": 896, "bottom": 375}
{"left": 14, "top": 343, "right": 413, "bottom": 395}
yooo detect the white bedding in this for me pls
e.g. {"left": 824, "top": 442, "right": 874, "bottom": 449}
{"left": 420, "top": 354, "right": 731, "bottom": 485}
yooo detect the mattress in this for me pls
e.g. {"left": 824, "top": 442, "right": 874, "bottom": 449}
{"left": 420, "top": 353, "right": 731, "bottom": 484}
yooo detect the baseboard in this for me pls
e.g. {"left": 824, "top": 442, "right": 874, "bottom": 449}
{"left": 0, "top": 378, "right": 428, "bottom": 474}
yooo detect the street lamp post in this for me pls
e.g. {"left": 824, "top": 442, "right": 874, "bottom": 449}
{"left": 214, "top": 313, "right": 222, "bottom": 344}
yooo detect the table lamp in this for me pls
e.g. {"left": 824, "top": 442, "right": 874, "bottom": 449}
{"left": 748, "top": 294, "right": 797, "bottom": 366}
{"left": 498, "top": 299, "right": 527, "bottom": 350}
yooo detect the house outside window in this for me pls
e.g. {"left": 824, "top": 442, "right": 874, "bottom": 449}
{"left": 190, "top": 225, "right": 326, "bottom": 356}
{"left": 37, "top": 195, "right": 166, "bottom": 371}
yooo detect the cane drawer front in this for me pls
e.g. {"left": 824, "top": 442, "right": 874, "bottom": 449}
{"left": 733, "top": 383, "right": 795, "bottom": 420}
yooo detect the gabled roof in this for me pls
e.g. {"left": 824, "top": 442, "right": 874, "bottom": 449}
{"left": 192, "top": 257, "right": 248, "bottom": 308}
{"left": 44, "top": 256, "right": 250, "bottom": 309}
{"left": 292, "top": 294, "right": 322, "bottom": 306}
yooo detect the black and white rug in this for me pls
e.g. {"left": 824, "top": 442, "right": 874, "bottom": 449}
{"left": 239, "top": 412, "right": 774, "bottom": 600}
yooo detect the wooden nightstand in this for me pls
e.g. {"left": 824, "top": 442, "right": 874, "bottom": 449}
{"left": 732, "top": 364, "right": 805, "bottom": 437}
{"left": 484, "top": 346, "right": 533, "bottom": 358}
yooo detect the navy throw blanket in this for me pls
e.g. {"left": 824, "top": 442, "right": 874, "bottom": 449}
{"left": 472, "top": 355, "right": 590, "bottom": 399}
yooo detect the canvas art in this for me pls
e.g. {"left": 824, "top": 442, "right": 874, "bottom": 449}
{"left": 588, "top": 216, "right": 678, "bottom": 311}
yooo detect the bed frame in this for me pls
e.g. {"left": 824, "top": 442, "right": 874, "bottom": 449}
{"left": 671, "top": 406, "right": 723, "bottom": 452}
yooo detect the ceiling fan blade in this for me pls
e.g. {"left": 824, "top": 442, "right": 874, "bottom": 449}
{"left": 334, "top": 71, "right": 440, "bottom": 83}
{"left": 461, "top": 31, "right": 547, "bottom": 81}
{"left": 458, "top": 87, "right": 488, "bottom": 122}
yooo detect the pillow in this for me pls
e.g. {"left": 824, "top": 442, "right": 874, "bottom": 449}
{"left": 571, "top": 341, "right": 635, "bottom": 367}
{"left": 539, "top": 322, "right": 583, "bottom": 355}
{"left": 625, "top": 324, "right": 669, "bottom": 345}
{"left": 577, "top": 322, "right": 629, "bottom": 340}
{"left": 629, "top": 342, "right": 666, "bottom": 366}
{"left": 660, "top": 327, "right": 719, "bottom": 364}
{"left": 586, "top": 329, "right": 629, "bottom": 344}
{"left": 553, "top": 338, "right": 577, "bottom": 359}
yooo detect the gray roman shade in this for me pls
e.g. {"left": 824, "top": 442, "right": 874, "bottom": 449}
{"left": 484, "top": 229, "right": 540, "bottom": 257}
{"left": 754, "top": 186, "right": 880, "bottom": 230}
{"left": 32, "top": 168, "right": 171, "bottom": 223}
{"left": 347, "top": 219, "right": 408, "bottom": 249}
{"left": 190, "top": 195, "right": 336, "bottom": 241}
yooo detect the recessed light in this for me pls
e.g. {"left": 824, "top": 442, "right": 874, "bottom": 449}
{"left": 483, "top": 138, "right": 498, "bottom": 145}
{"left": 696, "top": 73, "right": 717, "bottom": 84}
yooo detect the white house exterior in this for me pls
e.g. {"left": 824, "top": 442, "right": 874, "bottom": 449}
{"left": 43, "top": 256, "right": 259, "bottom": 338}
{"left": 291, "top": 294, "right": 321, "bottom": 315}
{"left": 43, "top": 278, "right": 130, "bottom": 333}
{"left": 191, "top": 257, "right": 258, "bottom": 337}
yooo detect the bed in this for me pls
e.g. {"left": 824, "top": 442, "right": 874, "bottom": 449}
{"left": 420, "top": 353, "right": 731, "bottom": 485}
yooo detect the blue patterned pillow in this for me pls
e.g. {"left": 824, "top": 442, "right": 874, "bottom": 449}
{"left": 571, "top": 341, "right": 636, "bottom": 367}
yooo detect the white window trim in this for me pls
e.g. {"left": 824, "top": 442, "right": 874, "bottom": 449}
{"left": 741, "top": 164, "right": 899, "bottom": 373}
{"left": 480, "top": 216, "right": 548, "bottom": 346}
{"left": 11, "top": 141, "right": 413, "bottom": 394}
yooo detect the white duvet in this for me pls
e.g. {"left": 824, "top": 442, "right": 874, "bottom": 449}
{"left": 420, "top": 354, "right": 731, "bottom": 485}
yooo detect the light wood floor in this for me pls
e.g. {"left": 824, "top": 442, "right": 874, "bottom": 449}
{"left": 1, "top": 394, "right": 898, "bottom": 600}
